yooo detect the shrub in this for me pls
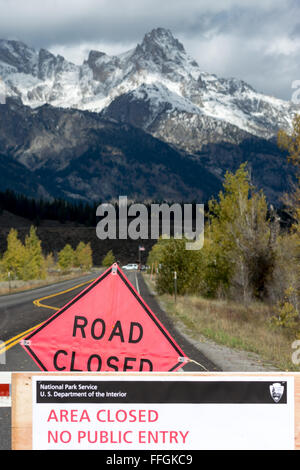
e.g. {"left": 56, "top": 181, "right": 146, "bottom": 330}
{"left": 102, "top": 250, "right": 115, "bottom": 267}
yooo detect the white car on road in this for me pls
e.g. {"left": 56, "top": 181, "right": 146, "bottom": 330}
{"left": 122, "top": 263, "right": 139, "bottom": 270}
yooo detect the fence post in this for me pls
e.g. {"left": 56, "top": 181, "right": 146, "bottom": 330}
{"left": 174, "top": 271, "right": 177, "bottom": 302}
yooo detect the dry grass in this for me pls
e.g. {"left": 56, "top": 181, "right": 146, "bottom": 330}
{"left": 144, "top": 274, "right": 300, "bottom": 371}
{"left": 0, "top": 270, "right": 93, "bottom": 296}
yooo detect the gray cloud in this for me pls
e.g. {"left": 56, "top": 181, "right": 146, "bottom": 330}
{"left": 0, "top": 0, "right": 299, "bottom": 100}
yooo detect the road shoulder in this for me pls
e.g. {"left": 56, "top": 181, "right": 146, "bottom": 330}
{"left": 142, "top": 274, "right": 278, "bottom": 372}
{"left": 136, "top": 272, "right": 219, "bottom": 372}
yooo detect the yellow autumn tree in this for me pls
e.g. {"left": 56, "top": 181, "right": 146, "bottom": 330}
{"left": 276, "top": 115, "right": 300, "bottom": 318}
{"left": 22, "top": 226, "right": 46, "bottom": 280}
{"left": 278, "top": 114, "right": 300, "bottom": 232}
{"left": 203, "top": 163, "right": 275, "bottom": 300}
{"left": 102, "top": 250, "right": 115, "bottom": 267}
{"left": 2, "top": 228, "right": 26, "bottom": 279}
{"left": 58, "top": 244, "right": 75, "bottom": 272}
{"left": 74, "top": 241, "right": 93, "bottom": 270}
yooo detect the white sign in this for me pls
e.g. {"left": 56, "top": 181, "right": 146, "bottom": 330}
{"left": 32, "top": 375, "right": 294, "bottom": 450}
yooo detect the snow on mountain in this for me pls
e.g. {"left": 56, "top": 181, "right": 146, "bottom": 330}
{"left": 0, "top": 28, "right": 296, "bottom": 149}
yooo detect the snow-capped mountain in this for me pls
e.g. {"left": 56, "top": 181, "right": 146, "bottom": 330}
{"left": 0, "top": 28, "right": 296, "bottom": 152}
{"left": 0, "top": 28, "right": 296, "bottom": 203}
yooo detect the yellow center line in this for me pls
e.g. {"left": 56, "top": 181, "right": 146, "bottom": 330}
{"left": 0, "top": 278, "right": 95, "bottom": 355}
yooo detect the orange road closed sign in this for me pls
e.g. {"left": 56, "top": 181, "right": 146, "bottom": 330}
{"left": 21, "top": 264, "right": 188, "bottom": 372}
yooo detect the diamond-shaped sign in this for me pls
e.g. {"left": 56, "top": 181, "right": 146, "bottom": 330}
{"left": 21, "top": 264, "right": 188, "bottom": 372}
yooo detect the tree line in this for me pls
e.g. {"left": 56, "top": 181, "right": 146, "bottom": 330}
{"left": 0, "top": 190, "right": 99, "bottom": 226}
{"left": 147, "top": 115, "right": 300, "bottom": 337}
{"left": 0, "top": 226, "right": 93, "bottom": 280}
{"left": 0, "top": 189, "right": 215, "bottom": 228}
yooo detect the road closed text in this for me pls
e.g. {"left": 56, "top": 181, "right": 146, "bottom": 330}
{"left": 52, "top": 315, "right": 154, "bottom": 371}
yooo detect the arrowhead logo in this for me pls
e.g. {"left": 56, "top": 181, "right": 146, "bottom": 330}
{"left": 21, "top": 264, "right": 188, "bottom": 372}
{"left": 269, "top": 383, "right": 284, "bottom": 403}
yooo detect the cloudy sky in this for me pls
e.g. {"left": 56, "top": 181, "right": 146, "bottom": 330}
{"left": 0, "top": 0, "right": 299, "bottom": 100}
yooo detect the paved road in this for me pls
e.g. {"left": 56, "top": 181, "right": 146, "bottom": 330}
{"left": 0, "top": 273, "right": 98, "bottom": 371}
{"left": 0, "top": 269, "right": 218, "bottom": 372}
{"left": 0, "top": 270, "right": 219, "bottom": 450}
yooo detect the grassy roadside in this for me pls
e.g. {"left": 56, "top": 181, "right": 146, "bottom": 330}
{"left": 143, "top": 273, "right": 300, "bottom": 371}
{"left": 0, "top": 268, "right": 98, "bottom": 296}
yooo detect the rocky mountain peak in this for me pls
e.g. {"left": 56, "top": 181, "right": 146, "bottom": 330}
{"left": 141, "top": 27, "right": 185, "bottom": 51}
{"left": 134, "top": 27, "right": 187, "bottom": 65}
{"left": 0, "top": 38, "right": 38, "bottom": 75}
{"left": 0, "top": 29, "right": 295, "bottom": 146}
{"left": 0, "top": 32, "right": 295, "bottom": 205}
{"left": 86, "top": 50, "right": 107, "bottom": 68}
